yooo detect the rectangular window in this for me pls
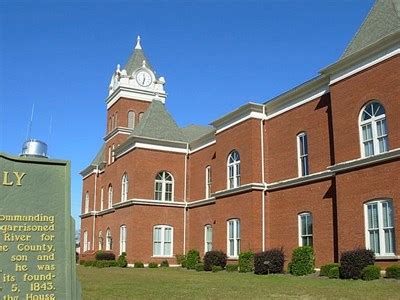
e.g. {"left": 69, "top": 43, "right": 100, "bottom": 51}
{"left": 205, "top": 166, "right": 212, "bottom": 198}
{"left": 155, "top": 182, "right": 163, "bottom": 201}
{"left": 376, "top": 119, "right": 388, "bottom": 153}
{"left": 120, "top": 225, "right": 127, "bottom": 255}
{"left": 297, "top": 133, "right": 309, "bottom": 176}
{"left": 204, "top": 225, "right": 212, "bottom": 253}
{"left": 153, "top": 226, "right": 173, "bottom": 257}
{"left": 227, "top": 219, "right": 240, "bottom": 258}
{"left": 365, "top": 200, "right": 395, "bottom": 256}
{"left": 299, "top": 213, "right": 313, "bottom": 246}
{"left": 100, "top": 188, "right": 104, "bottom": 211}
{"left": 362, "top": 124, "right": 374, "bottom": 157}
{"left": 165, "top": 182, "right": 173, "bottom": 201}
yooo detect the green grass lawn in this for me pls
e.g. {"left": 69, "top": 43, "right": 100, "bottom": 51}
{"left": 77, "top": 265, "right": 400, "bottom": 299}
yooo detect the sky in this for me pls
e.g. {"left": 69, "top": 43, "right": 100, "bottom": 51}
{"left": 0, "top": 0, "right": 375, "bottom": 228}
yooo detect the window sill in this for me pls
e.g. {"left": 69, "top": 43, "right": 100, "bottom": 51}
{"left": 151, "top": 256, "right": 174, "bottom": 258}
{"left": 227, "top": 257, "right": 239, "bottom": 260}
{"left": 375, "top": 255, "right": 400, "bottom": 260}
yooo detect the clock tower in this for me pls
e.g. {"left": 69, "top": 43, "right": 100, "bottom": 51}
{"left": 104, "top": 36, "right": 166, "bottom": 157}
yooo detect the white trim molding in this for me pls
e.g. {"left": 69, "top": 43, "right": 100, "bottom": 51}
{"left": 106, "top": 85, "right": 166, "bottom": 109}
{"left": 213, "top": 182, "right": 265, "bottom": 199}
{"left": 113, "top": 198, "right": 186, "bottom": 209}
{"left": 329, "top": 148, "right": 400, "bottom": 173}
{"left": 104, "top": 127, "right": 133, "bottom": 142}
{"left": 187, "top": 197, "right": 216, "bottom": 208}
{"left": 266, "top": 170, "right": 333, "bottom": 191}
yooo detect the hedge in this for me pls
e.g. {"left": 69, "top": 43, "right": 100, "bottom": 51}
{"left": 339, "top": 248, "right": 374, "bottom": 279}
{"left": 239, "top": 251, "right": 254, "bottom": 273}
{"left": 204, "top": 250, "right": 227, "bottom": 271}
{"left": 288, "top": 246, "right": 314, "bottom": 276}
{"left": 254, "top": 248, "right": 285, "bottom": 275}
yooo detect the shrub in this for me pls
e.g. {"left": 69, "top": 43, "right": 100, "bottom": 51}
{"left": 117, "top": 253, "right": 128, "bottom": 268}
{"left": 340, "top": 248, "right": 374, "bottom": 279}
{"left": 95, "top": 260, "right": 117, "bottom": 268}
{"left": 212, "top": 265, "right": 223, "bottom": 273}
{"left": 320, "top": 263, "right": 340, "bottom": 277}
{"left": 83, "top": 260, "right": 95, "bottom": 267}
{"left": 176, "top": 254, "right": 186, "bottom": 267}
{"left": 386, "top": 264, "right": 400, "bottom": 279}
{"left": 79, "top": 260, "right": 86, "bottom": 265}
{"left": 160, "top": 260, "right": 169, "bottom": 268}
{"left": 95, "top": 251, "right": 116, "bottom": 261}
{"left": 239, "top": 251, "right": 254, "bottom": 273}
{"left": 186, "top": 249, "right": 201, "bottom": 270}
{"left": 328, "top": 266, "right": 340, "bottom": 279}
{"left": 203, "top": 250, "right": 227, "bottom": 271}
{"left": 148, "top": 262, "right": 158, "bottom": 268}
{"left": 134, "top": 261, "right": 144, "bottom": 268}
{"left": 254, "top": 248, "right": 285, "bottom": 275}
{"left": 289, "top": 246, "right": 314, "bottom": 276}
{"left": 361, "top": 265, "right": 381, "bottom": 281}
{"left": 226, "top": 264, "right": 238, "bottom": 272}
{"left": 195, "top": 263, "right": 205, "bottom": 272}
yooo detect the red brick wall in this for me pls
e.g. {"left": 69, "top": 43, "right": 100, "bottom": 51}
{"left": 335, "top": 161, "right": 400, "bottom": 261}
{"left": 267, "top": 179, "right": 335, "bottom": 267}
{"left": 188, "top": 191, "right": 263, "bottom": 258}
{"left": 265, "top": 95, "right": 332, "bottom": 183}
{"left": 330, "top": 55, "right": 400, "bottom": 163}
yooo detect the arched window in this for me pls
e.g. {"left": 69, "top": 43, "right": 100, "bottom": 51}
{"left": 227, "top": 150, "right": 240, "bottom": 189}
{"left": 108, "top": 117, "right": 112, "bottom": 132}
{"left": 108, "top": 185, "right": 113, "bottom": 208}
{"left": 298, "top": 212, "right": 313, "bottom": 246}
{"left": 121, "top": 173, "right": 128, "bottom": 202}
{"left": 108, "top": 146, "right": 111, "bottom": 165}
{"left": 364, "top": 199, "right": 395, "bottom": 256}
{"left": 360, "top": 101, "right": 388, "bottom": 157}
{"left": 112, "top": 144, "right": 115, "bottom": 163}
{"left": 114, "top": 112, "right": 118, "bottom": 128}
{"left": 128, "top": 111, "right": 135, "bottom": 129}
{"left": 204, "top": 224, "right": 212, "bottom": 253}
{"left": 111, "top": 114, "right": 115, "bottom": 130}
{"left": 138, "top": 112, "right": 144, "bottom": 122}
{"left": 227, "top": 219, "right": 240, "bottom": 258}
{"left": 153, "top": 225, "right": 173, "bottom": 257}
{"left": 84, "top": 192, "right": 89, "bottom": 213}
{"left": 106, "top": 228, "right": 112, "bottom": 251}
{"left": 98, "top": 231, "right": 103, "bottom": 251}
{"left": 100, "top": 187, "right": 104, "bottom": 211}
{"left": 154, "top": 171, "right": 173, "bottom": 201}
{"left": 83, "top": 230, "right": 88, "bottom": 252}
{"left": 297, "top": 132, "right": 309, "bottom": 176}
{"left": 120, "top": 225, "right": 127, "bottom": 255}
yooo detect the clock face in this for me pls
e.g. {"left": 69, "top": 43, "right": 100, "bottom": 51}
{"left": 136, "top": 71, "right": 152, "bottom": 87}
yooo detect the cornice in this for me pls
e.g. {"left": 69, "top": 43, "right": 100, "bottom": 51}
{"left": 329, "top": 148, "right": 400, "bottom": 173}
{"left": 113, "top": 198, "right": 186, "bottom": 209}
{"left": 213, "top": 183, "right": 265, "bottom": 199}
{"left": 266, "top": 171, "right": 333, "bottom": 191}
{"left": 104, "top": 127, "right": 133, "bottom": 142}
{"left": 187, "top": 197, "right": 216, "bottom": 208}
{"left": 106, "top": 85, "right": 167, "bottom": 109}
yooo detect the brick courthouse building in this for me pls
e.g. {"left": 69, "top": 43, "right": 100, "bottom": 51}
{"left": 80, "top": 0, "right": 400, "bottom": 267}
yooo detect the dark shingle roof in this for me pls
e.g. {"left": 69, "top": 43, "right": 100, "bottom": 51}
{"left": 124, "top": 38, "right": 155, "bottom": 75}
{"left": 130, "top": 100, "right": 187, "bottom": 142}
{"left": 181, "top": 125, "right": 215, "bottom": 142}
{"left": 90, "top": 144, "right": 106, "bottom": 165}
{"left": 342, "top": 0, "right": 400, "bottom": 58}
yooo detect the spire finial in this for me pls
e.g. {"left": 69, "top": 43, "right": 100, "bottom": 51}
{"left": 135, "top": 35, "right": 142, "bottom": 50}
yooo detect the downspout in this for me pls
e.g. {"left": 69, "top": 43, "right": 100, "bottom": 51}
{"left": 183, "top": 143, "right": 189, "bottom": 255}
{"left": 92, "top": 165, "right": 98, "bottom": 251}
{"left": 261, "top": 106, "right": 267, "bottom": 251}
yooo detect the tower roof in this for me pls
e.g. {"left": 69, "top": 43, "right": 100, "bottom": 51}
{"left": 130, "top": 100, "right": 187, "bottom": 142}
{"left": 124, "top": 36, "right": 155, "bottom": 75}
{"left": 342, "top": 0, "right": 400, "bottom": 58}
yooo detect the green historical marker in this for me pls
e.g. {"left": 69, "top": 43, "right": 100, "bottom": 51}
{"left": 0, "top": 142, "right": 81, "bottom": 300}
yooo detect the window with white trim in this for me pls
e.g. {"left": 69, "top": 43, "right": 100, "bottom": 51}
{"left": 227, "top": 151, "right": 240, "bottom": 189}
{"left": 360, "top": 102, "right": 389, "bottom": 157}
{"left": 111, "top": 114, "right": 115, "bottom": 130}
{"left": 298, "top": 212, "right": 313, "bottom": 246}
{"left": 121, "top": 173, "right": 128, "bottom": 202}
{"left": 204, "top": 224, "right": 212, "bottom": 253}
{"left": 128, "top": 111, "right": 135, "bottom": 129}
{"left": 227, "top": 219, "right": 240, "bottom": 258}
{"left": 364, "top": 200, "right": 395, "bottom": 256}
{"left": 83, "top": 230, "right": 88, "bottom": 252}
{"left": 205, "top": 166, "right": 212, "bottom": 198}
{"left": 114, "top": 112, "right": 118, "bottom": 128}
{"left": 153, "top": 225, "right": 173, "bottom": 257}
{"left": 98, "top": 231, "right": 103, "bottom": 251}
{"left": 120, "top": 225, "right": 127, "bottom": 255}
{"left": 84, "top": 192, "right": 89, "bottom": 213}
{"left": 139, "top": 112, "right": 144, "bottom": 122}
{"left": 106, "top": 228, "right": 112, "bottom": 251}
{"left": 108, "top": 146, "right": 111, "bottom": 165}
{"left": 100, "top": 187, "right": 104, "bottom": 211}
{"left": 154, "top": 171, "right": 173, "bottom": 201}
{"left": 108, "top": 185, "right": 113, "bottom": 208}
{"left": 297, "top": 132, "right": 309, "bottom": 176}
{"left": 112, "top": 144, "right": 115, "bottom": 163}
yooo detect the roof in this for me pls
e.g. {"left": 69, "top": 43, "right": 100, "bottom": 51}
{"left": 130, "top": 100, "right": 188, "bottom": 142}
{"left": 342, "top": 0, "right": 400, "bottom": 58}
{"left": 181, "top": 125, "right": 215, "bottom": 142}
{"left": 90, "top": 144, "right": 105, "bottom": 165}
{"left": 124, "top": 36, "right": 155, "bottom": 75}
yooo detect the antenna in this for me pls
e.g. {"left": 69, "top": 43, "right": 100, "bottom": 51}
{"left": 26, "top": 103, "right": 35, "bottom": 140}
